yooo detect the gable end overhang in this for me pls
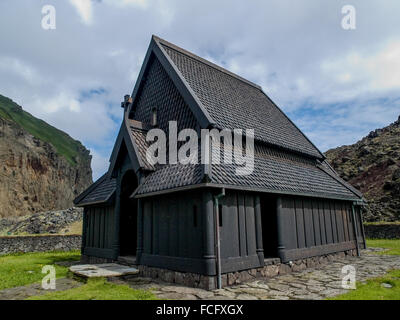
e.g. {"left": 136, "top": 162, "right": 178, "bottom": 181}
{"left": 108, "top": 114, "right": 152, "bottom": 178}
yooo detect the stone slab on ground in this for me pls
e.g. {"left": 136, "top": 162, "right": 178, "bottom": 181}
{"left": 70, "top": 263, "right": 139, "bottom": 278}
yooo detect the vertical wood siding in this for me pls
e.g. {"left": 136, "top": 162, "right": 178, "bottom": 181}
{"left": 142, "top": 191, "right": 203, "bottom": 259}
{"left": 279, "top": 196, "right": 361, "bottom": 261}
{"left": 84, "top": 206, "right": 115, "bottom": 250}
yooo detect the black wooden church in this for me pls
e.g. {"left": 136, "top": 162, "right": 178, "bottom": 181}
{"left": 74, "top": 36, "right": 366, "bottom": 289}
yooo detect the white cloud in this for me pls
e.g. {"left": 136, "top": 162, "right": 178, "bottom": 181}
{"left": 104, "top": 0, "right": 149, "bottom": 8}
{"left": 90, "top": 150, "right": 110, "bottom": 180}
{"left": 0, "top": 56, "right": 41, "bottom": 85}
{"left": 69, "top": 0, "right": 93, "bottom": 25}
{"left": 321, "top": 39, "right": 400, "bottom": 95}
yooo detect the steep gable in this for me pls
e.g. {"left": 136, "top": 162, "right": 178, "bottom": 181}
{"left": 131, "top": 54, "right": 199, "bottom": 134}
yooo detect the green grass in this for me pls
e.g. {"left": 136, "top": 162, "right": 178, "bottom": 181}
{"left": 0, "top": 251, "right": 80, "bottom": 290}
{"left": 28, "top": 277, "right": 158, "bottom": 300}
{"left": 366, "top": 239, "right": 400, "bottom": 255}
{"left": 329, "top": 269, "right": 400, "bottom": 300}
{"left": 0, "top": 94, "right": 87, "bottom": 165}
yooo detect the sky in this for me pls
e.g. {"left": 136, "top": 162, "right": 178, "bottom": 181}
{"left": 0, "top": 0, "right": 399, "bottom": 180}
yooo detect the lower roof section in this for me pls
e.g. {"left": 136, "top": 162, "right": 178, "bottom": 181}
{"left": 135, "top": 163, "right": 203, "bottom": 196}
{"left": 74, "top": 174, "right": 116, "bottom": 207}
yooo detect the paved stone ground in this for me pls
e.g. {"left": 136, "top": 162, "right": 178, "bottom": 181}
{"left": 113, "top": 248, "right": 400, "bottom": 300}
{"left": 0, "top": 278, "right": 82, "bottom": 300}
{"left": 0, "top": 248, "right": 399, "bottom": 300}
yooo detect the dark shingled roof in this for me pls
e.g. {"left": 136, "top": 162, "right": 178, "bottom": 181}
{"left": 74, "top": 174, "right": 116, "bottom": 207}
{"left": 210, "top": 143, "right": 359, "bottom": 200}
{"left": 127, "top": 121, "right": 155, "bottom": 171}
{"left": 135, "top": 164, "right": 203, "bottom": 195}
{"left": 159, "top": 40, "right": 323, "bottom": 159}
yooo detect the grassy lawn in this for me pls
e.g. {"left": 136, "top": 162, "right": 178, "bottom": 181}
{"left": 366, "top": 239, "right": 400, "bottom": 255}
{"left": 330, "top": 269, "right": 400, "bottom": 300}
{"left": 0, "top": 251, "right": 80, "bottom": 290}
{"left": 0, "top": 251, "right": 157, "bottom": 300}
{"left": 28, "top": 278, "right": 158, "bottom": 300}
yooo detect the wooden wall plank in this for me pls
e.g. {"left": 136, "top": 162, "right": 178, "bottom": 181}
{"left": 342, "top": 204, "right": 350, "bottom": 241}
{"left": 169, "top": 196, "right": 178, "bottom": 257}
{"left": 303, "top": 199, "right": 315, "bottom": 248}
{"left": 152, "top": 200, "right": 159, "bottom": 255}
{"left": 178, "top": 196, "right": 186, "bottom": 257}
{"left": 221, "top": 191, "right": 240, "bottom": 259}
{"left": 282, "top": 198, "right": 298, "bottom": 250}
{"left": 335, "top": 202, "right": 345, "bottom": 243}
{"left": 347, "top": 207, "right": 354, "bottom": 240}
{"left": 237, "top": 193, "right": 247, "bottom": 257}
{"left": 143, "top": 201, "right": 152, "bottom": 254}
{"left": 158, "top": 198, "right": 168, "bottom": 256}
{"left": 294, "top": 199, "right": 306, "bottom": 248}
{"left": 318, "top": 201, "right": 326, "bottom": 245}
{"left": 324, "top": 202, "right": 333, "bottom": 244}
{"left": 245, "top": 194, "right": 257, "bottom": 256}
{"left": 312, "top": 201, "right": 321, "bottom": 246}
{"left": 330, "top": 202, "right": 338, "bottom": 243}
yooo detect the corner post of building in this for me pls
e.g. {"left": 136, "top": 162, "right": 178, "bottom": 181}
{"left": 359, "top": 206, "right": 367, "bottom": 249}
{"left": 276, "top": 197, "right": 286, "bottom": 261}
{"left": 254, "top": 195, "right": 264, "bottom": 265}
{"left": 136, "top": 198, "right": 143, "bottom": 263}
{"left": 81, "top": 207, "right": 87, "bottom": 255}
{"left": 202, "top": 190, "right": 216, "bottom": 276}
{"left": 351, "top": 204, "right": 360, "bottom": 257}
{"left": 112, "top": 173, "right": 122, "bottom": 260}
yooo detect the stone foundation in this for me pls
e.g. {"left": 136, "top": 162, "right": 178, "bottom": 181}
{"left": 138, "top": 249, "right": 358, "bottom": 290}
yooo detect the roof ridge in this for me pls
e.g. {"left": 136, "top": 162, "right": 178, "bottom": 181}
{"left": 153, "top": 35, "right": 262, "bottom": 91}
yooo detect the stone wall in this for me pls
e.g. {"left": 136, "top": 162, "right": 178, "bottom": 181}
{"left": 0, "top": 235, "right": 82, "bottom": 255}
{"left": 364, "top": 224, "right": 400, "bottom": 239}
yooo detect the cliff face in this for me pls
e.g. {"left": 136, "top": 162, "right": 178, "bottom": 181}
{"left": 325, "top": 115, "right": 400, "bottom": 222}
{"left": 0, "top": 95, "right": 92, "bottom": 218}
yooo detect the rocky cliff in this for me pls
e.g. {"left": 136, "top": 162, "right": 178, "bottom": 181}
{"left": 325, "top": 115, "right": 400, "bottom": 222}
{"left": 0, "top": 94, "right": 92, "bottom": 217}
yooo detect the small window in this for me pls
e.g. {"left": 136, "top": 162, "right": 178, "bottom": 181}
{"left": 152, "top": 107, "right": 157, "bottom": 126}
{"left": 218, "top": 204, "right": 223, "bottom": 227}
{"left": 193, "top": 205, "right": 198, "bottom": 227}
